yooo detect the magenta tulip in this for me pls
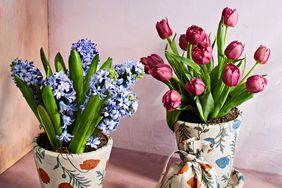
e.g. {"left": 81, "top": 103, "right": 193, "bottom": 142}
{"left": 186, "top": 25, "right": 207, "bottom": 45}
{"left": 162, "top": 90, "right": 181, "bottom": 111}
{"left": 186, "top": 78, "right": 205, "bottom": 95}
{"left": 246, "top": 75, "right": 267, "bottom": 93}
{"left": 222, "top": 64, "right": 241, "bottom": 87}
{"left": 179, "top": 34, "right": 188, "bottom": 51}
{"left": 224, "top": 41, "right": 244, "bottom": 60}
{"left": 140, "top": 54, "right": 164, "bottom": 74}
{"left": 222, "top": 7, "right": 238, "bottom": 27}
{"left": 156, "top": 18, "right": 173, "bottom": 40}
{"left": 192, "top": 42, "right": 213, "bottom": 65}
{"left": 151, "top": 64, "right": 173, "bottom": 82}
{"left": 254, "top": 45, "right": 271, "bottom": 64}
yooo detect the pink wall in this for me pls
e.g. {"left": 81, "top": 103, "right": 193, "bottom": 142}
{"left": 0, "top": 0, "right": 48, "bottom": 173}
{"left": 48, "top": 0, "right": 282, "bottom": 175}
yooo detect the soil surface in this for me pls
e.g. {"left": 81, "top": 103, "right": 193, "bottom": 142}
{"left": 179, "top": 108, "right": 241, "bottom": 124}
{"left": 37, "top": 132, "right": 108, "bottom": 154}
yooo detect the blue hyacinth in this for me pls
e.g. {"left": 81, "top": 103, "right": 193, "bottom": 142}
{"left": 45, "top": 71, "right": 77, "bottom": 141}
{"left": 86, "top": 135, "right": 101, "bottom": 149}
{"left": 11, "top": 59, "right": 43, "bottom": 86}
{"left": 71, "top": 39, "right": 99, "bottom": 76}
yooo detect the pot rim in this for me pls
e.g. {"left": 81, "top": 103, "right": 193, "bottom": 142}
{"left": 32, "top": 134, "right": 113, "bottom": 158}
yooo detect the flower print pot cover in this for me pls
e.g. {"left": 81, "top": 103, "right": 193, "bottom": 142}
{"left": 32, "top": 135, "right": 113, "bottom": 188}
{"left": 174, "top": 115, "right": 242, "bottom": 188}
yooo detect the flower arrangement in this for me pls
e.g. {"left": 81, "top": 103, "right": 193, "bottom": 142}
{"left": 11, "top": 39, "right": 144, "bottom": 153}
{"left": 141, "top": 7, "right": 270, "bottom": 129}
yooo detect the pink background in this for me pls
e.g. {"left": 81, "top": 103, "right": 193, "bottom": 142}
{"left": 48, "top": 0, "right": 282, "bottom": 175}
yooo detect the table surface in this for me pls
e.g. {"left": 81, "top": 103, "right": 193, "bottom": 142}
{"left": 0, "top": 148, "right": 281, "bottom": 188}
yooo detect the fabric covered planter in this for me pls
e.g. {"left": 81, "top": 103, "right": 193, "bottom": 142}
{"left": 32, "top": 135, "right": 113, "bottom": 188}
{"left": 174, "top": 115, "right": 243, "bottom": 188}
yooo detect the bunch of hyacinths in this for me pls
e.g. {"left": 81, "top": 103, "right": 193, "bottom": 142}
{"left": 11, "top": 39, "right": 144, "bottom": 153}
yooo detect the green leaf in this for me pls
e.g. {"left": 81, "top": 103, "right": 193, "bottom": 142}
{"left": 100, "top": 57, "right": 112, "bottom": 70}
{"left": 37, "top": 105, "right": 58, "bottom": 149}
{"left": 42, "top": 86, "right": 62, "bottom": 140}
{"left": 200, "top": 92, "right": 214, "bottom": 120}
{"left": 166, "top": 110, "right": 181, "bottom": 131}
{"left": 14, "top": 75, "right": 39, "bottom": 120}
{"left": 40, "top": 48, "right": 53, "bottom": 77}
{"left": 196, "top": 96, "right": 206, "bottom": 123}
{"left": 69, "top": 50, "right": 84, "bottom": 106}
{"left": 55, "top": 52, "right": 67, "bottom": 72}
{"left": 85, "top": 54, "right": 100, "bottom": 91}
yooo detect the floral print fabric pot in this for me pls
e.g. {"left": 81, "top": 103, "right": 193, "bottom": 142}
{"left": 32, "top": 135, "right": 113, "bottom": 188}
{"left": 174, "top": 115, "right": 242, "bottom": 188}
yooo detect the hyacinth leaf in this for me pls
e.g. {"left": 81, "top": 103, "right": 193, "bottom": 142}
{"left": 14, "top": 75, "right": 39, "bottom": 120}
{"left": 69, "top": 50, "right": 84, "bottom": 106}
{"left": 219, "top": 92, "right": 254, "bottom": 117}
{"left": 85, "top": 54, "right": 100, "bottom": 90}
{"left": 42, "top": 86, "right": 62, "bottom": 147}
{"left": 40, "top": 48, "right": 53, "bottom": 77}
{"left": 68, "top": 95, "right": 102, "bottom": 153}
{"left": 100, "top": 57, "right": 112, "bottom": 70}
{"left": 37, "top": 105, "right": 58, "bottom": 149}
{"left": 166, "top": 110, "right": 181, "bottom": 131}
{"left": 196, "top": 96, "right": 206, "bottom": 123}
{"left": 201, "top": 92, "right": 215, "bottom": 120}
{"left": 55, "top": 52, "right": 67, "bottom": 72}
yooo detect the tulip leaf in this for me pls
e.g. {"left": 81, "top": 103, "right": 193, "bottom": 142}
{"left": 55, "top": 52, "right": 67, "bottom": 72}
{"left": 69, "top": 50, "right": 84, "bottom": 106}
{"left": 166, "top": 110, "right": 181, "bottom": 131}
{"left": 40, "top": 48, "right": 53, "bottom": 77}
{"left": 85, "top": 54, "right": 100, "bottom": 91}
{"left": 37, "top": 105, "right": 58, "bottom": 149}
{"left": 201, "top": 92, "right": 214, "bottom": 120}
{"left": 196, "top": 96, "right": 206, "bottom": 123}
{"left": 14, "top": 75, "right": 39, "bottom": 120}
{"left": 100, "top": 57, "right": 112, "bottom": 70}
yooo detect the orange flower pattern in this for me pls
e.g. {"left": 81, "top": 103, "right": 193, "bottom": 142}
{"left": 38, "top": 168, "right": 50, "bottom": 184}
{"left": 187, "top": 177, "right": 201, "bottom": 188}
{"left": 178, "top": 163, "right": 189, "bottom": 174}
{"left": 58, "top": 183, "right": 74, "bottom": 188}
{"left": 80, "top": 159, "right": 100, "bottom": 170}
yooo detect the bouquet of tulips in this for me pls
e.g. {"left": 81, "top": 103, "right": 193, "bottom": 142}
{"left": 141, "top": 7, "right": 270, "bottom": 129}
{"left": 11, "top": 39, "right": 144, "bottom": 153}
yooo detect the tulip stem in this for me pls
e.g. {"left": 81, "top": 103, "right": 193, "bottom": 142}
{"left": 187, "top": 44, "right": 192, "bottom": 59}
{"left": 224, "top": 25, "right": 228, "bottom": 46}
{"left": 210, "top": 86, "right": 230, "bottom": 119}
{"left": 167, "top": 38, "right": 179, "bottom": 55}
{"left": 240, "top": 62, "right": 258, "bottom": 84}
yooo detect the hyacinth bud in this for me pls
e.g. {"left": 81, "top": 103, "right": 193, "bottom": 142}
{"left": 246, "top": 75, "right": 267, "bottom": 93}
{"left": 224, "top": 41, "right": 244, "bottom": 60}
{"left": 254, "top": 45, "right": 271, "bottom": 64}
{"left": 179, "top": 34, "right": 188, "bottom": 51}
{"left": 192, "top": 42, "right": 213, "bottom": 65}
{"left": 162, "top": 90, "right": 181, "bottom": 111}
{"left": 222, "top": 7, "right": 238, "bottom": 27}
{"left": 222, "top": 64, "right": 241, "bottom": 87}
{"left": 156, "top": 18, "right": 173, "bottom": 40}
{"left": 186, "top": 78, "right": 205, "bottom": 95}
{"left": 151, "top": 64, "right": 173, "bottom": 82}
{"left": 140, "top": 54, "right": 164, "bottom": 74}
{"left": 186, "top": 25, "right": 207, "bottom": 45}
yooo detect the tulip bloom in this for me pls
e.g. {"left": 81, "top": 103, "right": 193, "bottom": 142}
{"left": 156, "top": 18, "right": 173, "bottom": 40}
{"left": 186, "top": 25, "right": 207, "bottom": 45}
{"left": 140, "top": 54, "right": 164, "bottom": 74}
{"left": 222, "top": 64, "right": 241, "bottom": 87}
{"left": 151, "top": 64, "right": 173, "bottom": 82}
{"left": 186, "top": 78, "right": 205, "bottom": 95}
{"left": 224, "top": 41, "right": 244, "bottom": 60}
{"left": 246, "top": 75, "right": 267, "bottom": 93}
{"left": 179, "top": 34, "right": 188, "bottom": 51}
{"left": 222, "top": 7, "right": 238, "bottom": 27}
{"left": 192, "top": 42, "right": 213, "bottom": 65}
{"left": 162, "top": 90, "right": 181, "bottom": 111}
{"left": 254, "top": 45, "right": 271, "bottom": 64}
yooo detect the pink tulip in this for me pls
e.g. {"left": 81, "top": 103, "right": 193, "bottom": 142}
{"left": 222, "top": 7, "right": 238, "bottom": 27}
{"left": 246, "top": 75, "right": 267, "bottom": 93}
{"left": 186, "top": 25, "right": 207, "bottom": 45}
{"left": 192, "top": 42, "right": 213, "bottom": 65}
{"left": 151, "top": 64, "right": 173, "bottom": 82}
{"left": 186, "top": 78, "right": 205, "bottom": 95}
{"left": 179, "top": 34, "right": 188, "bottom": 51}
{"left": 162, "top": 90, "right": 181, "bottom": 111}
{"left": 224, "top": 41, "right": 244, "bottom": 60}
{"left": 222, "top": 64, "right": 241, "bottom": 87}
{"left": 156, "top": 18, "right": 173, "bottom": 40}
{"left": 140, "top": 54, "right": 164, "bottom": 74}
{"left": 254, "top": 45, "right": 271, "bottom": 64}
